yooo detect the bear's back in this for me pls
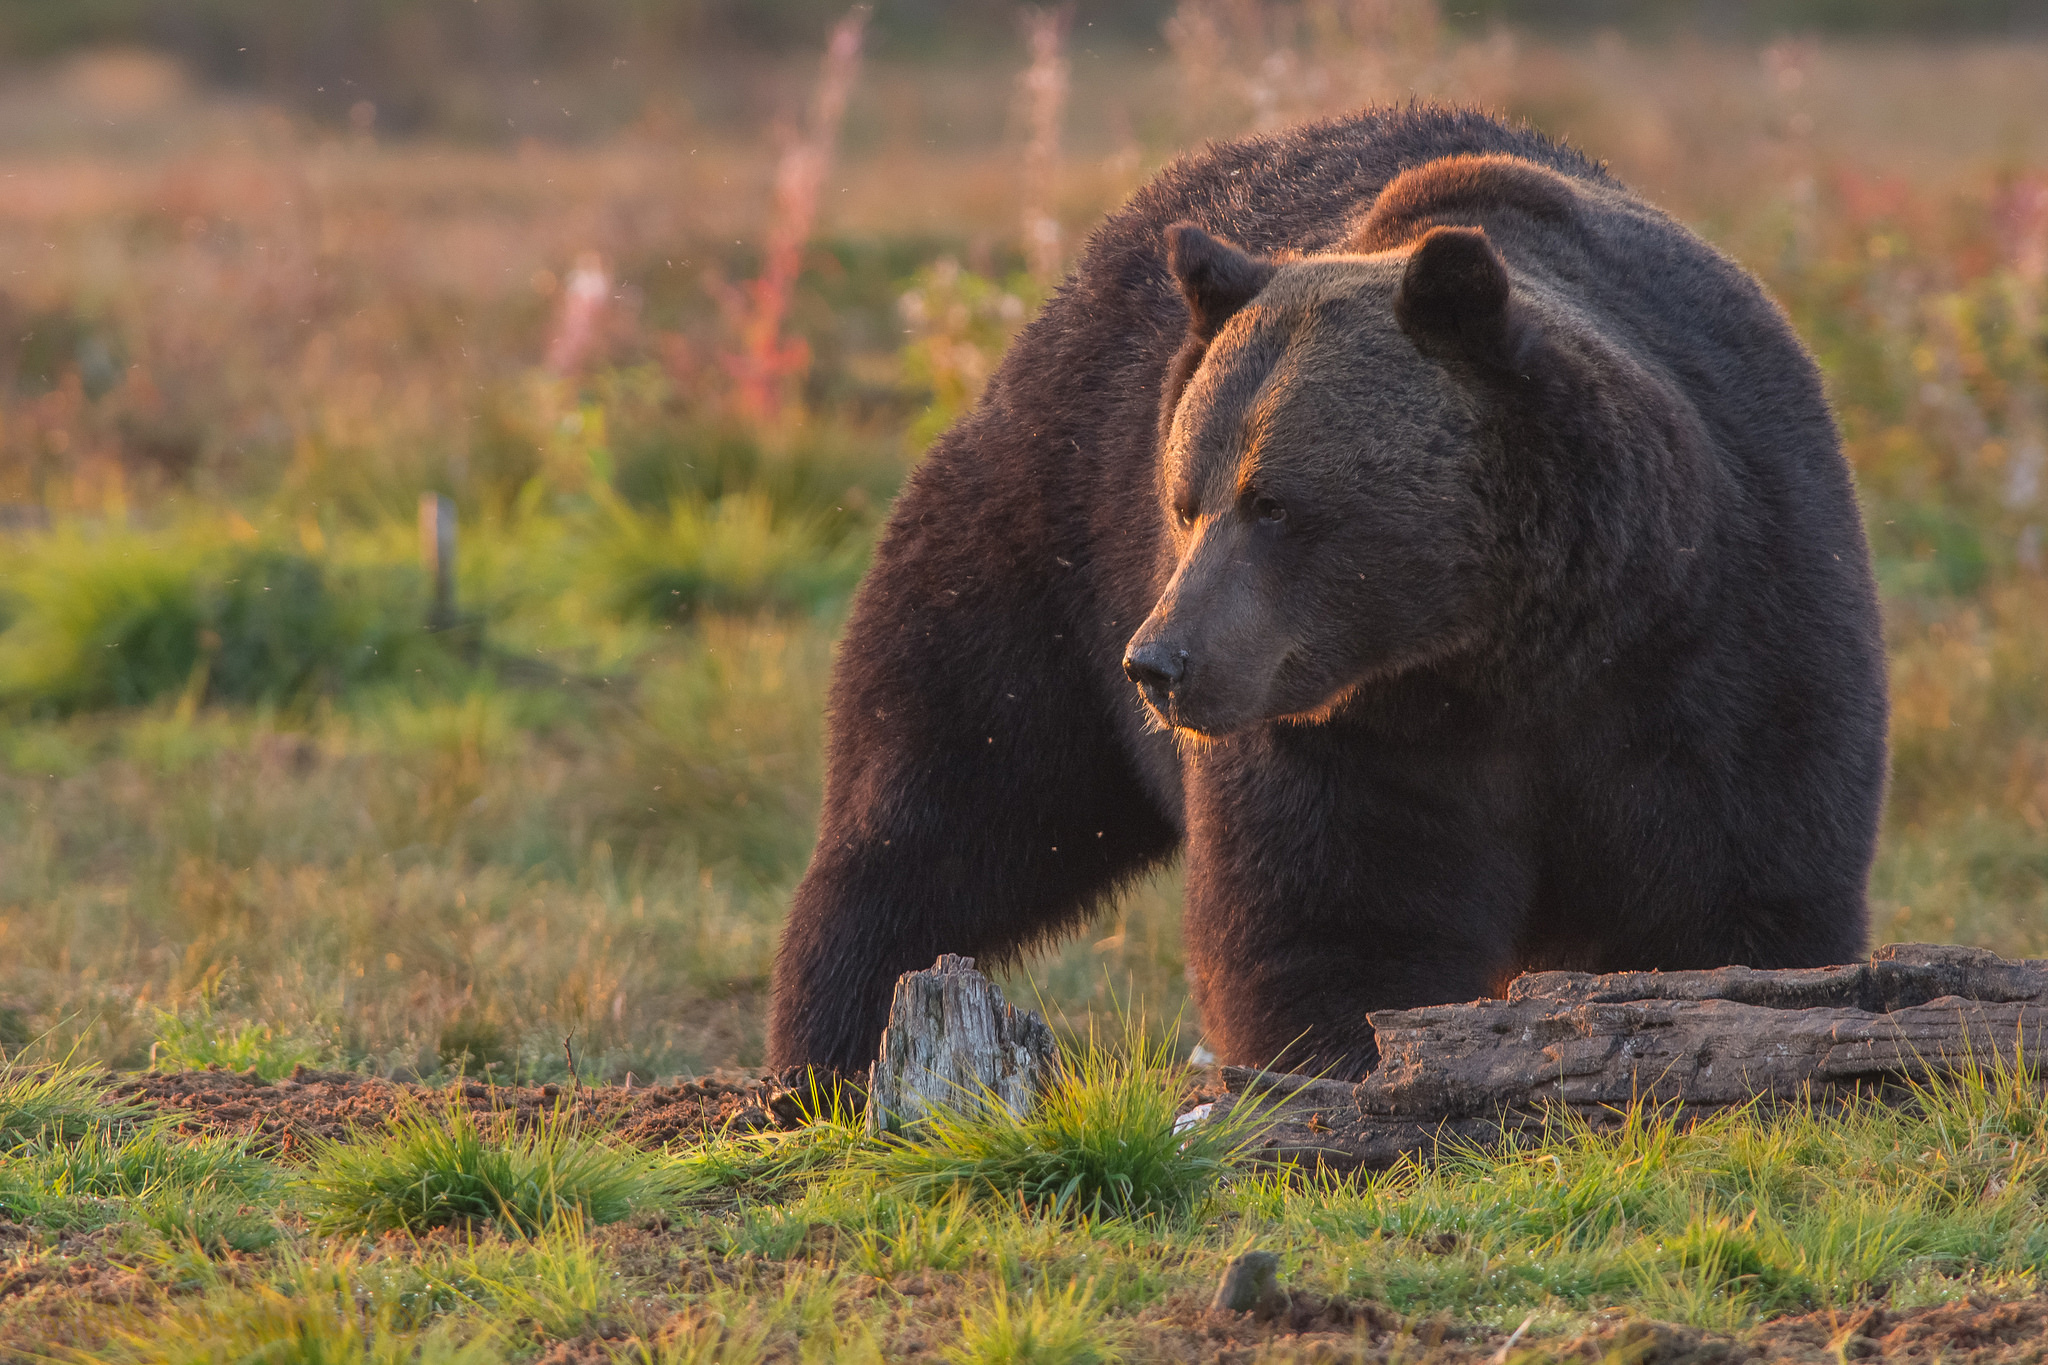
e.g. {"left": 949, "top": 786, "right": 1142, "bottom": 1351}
{"left": 1094, "top": 106, "right": 1608, "bottom": 275}
{"left": 1321, "top": 143, "right": 1851, "bottom": 549}
{"left": 1025, "top": 107, "right": 1861, "bottom": 584}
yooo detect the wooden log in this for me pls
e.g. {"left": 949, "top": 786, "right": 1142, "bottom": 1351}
{"left": 1204, "top": 944, "right": 2048, "bottom": 1170}
{"left": 864, "top": 955, "right": 1058, "bottom": 1136}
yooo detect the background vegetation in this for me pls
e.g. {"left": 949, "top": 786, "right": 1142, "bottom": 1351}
{"left": 0, "top": 1, "right": 2041, "bottom": 1088}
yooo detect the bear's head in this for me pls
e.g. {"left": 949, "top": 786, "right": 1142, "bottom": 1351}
{"left": 1123, "top": 219, "right": 1536, "bottom": 737}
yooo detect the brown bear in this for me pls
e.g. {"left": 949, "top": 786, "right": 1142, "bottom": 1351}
{"left": 767, "top": 106, "right": 1888, "bottom": 1081}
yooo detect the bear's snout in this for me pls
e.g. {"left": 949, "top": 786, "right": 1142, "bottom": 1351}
{"left": 1122, "top": 641, "right": 1187, "bottom": 717}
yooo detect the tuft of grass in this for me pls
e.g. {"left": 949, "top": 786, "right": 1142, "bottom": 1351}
{"left": 28, "top": 1123, "right": 272, "bottom": 1200}
{"left": 1903, "top": 1038, "right": 2048, "bottom": 1200}
{"left": 136, "top": 1192, "right": 285, "bottom": 1258}
{"left": 870, "top": 1018, "right": 1263, "bottom": 1222}
{"left": 670, "top": 1091, "right": 872, "bottom": 1203}
{"left": 0, "top": 528, "right": 208, "bottom": 713}
{"left": 838, "top": 1191, "right": 981, "bottom": 1277}
{"left": 0, "top": 1057, "right": 149, "bottom": 1150}
{"left": 0, "top": 531, "right": 450, "bottom": 716}
{"left": 300, "top": 1097, "right": 670, "bottom": 1237}
{"left": 91, "top": 1256, "right": 500, "bottom": 1365}
{"left": 402, "top": 1220, "right": 632, "bottom": 1340}
{"left": 612, "top": 1266, "right": 869, "bottom": 1365}
{"left": 3, "top": 1121, "right": 276, "bottom": 1235}
{"left": 620, "top": 1312, "right": 775, "bottom": 1365}
{"left": 1637, "top": 1208, "right": 1821, "bottom": 1324}
{"left": 585, "top": 490, "right": 868, "bottom": 622}
{"left": 948, "top": 1280, "right": 1119, "bottom": 1365}
{"left": 149, "top": 997, "right": 333, "bottom": 1081}
{"left": 672, "top": 1128, "right": 866, "bottom": 1203}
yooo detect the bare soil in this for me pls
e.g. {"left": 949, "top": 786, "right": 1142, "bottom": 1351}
{"left": 109, "top": 1064, "right": 786, "bottom": 1153}
{"left": 1121, "top": 1292, "right": 2048, "bottom": 1363}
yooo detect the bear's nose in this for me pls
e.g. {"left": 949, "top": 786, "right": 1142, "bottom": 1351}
{"left": 1122, "top": 643, "right": 1188, "bottom": 694}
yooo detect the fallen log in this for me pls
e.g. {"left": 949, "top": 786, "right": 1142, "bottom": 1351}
{"left": 1209, "top": 943, "right": 2048, "bottom": 1170}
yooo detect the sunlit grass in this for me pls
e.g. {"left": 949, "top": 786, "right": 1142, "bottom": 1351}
{"left": 0, "top": 529, "right": 455, "bottom": 715}
{"left": 5, "top": 1048, "right": 2048, "bottom": 1356}
{"left": 0, "top": 1057, "right": 150, "bottom": 1149}
{"left": 24, "top": 1123, "right": 270, "bottom": 1201}
{"left": 670, "top": 1113, "right": 871, "bottom": 1204}
{"left": 149, "top": 994, "right": 335, "bottom": 1081}
{"left": 301, "top": 1097, "right": 671, "bottom": 1237}
{"left": 948, "top": 1280, "right": 1120, "bottom": 1365}
{"left": 869, "top": 1017, "right": 1262, "bottom": 1222}
{"left": 91, "top": 1256, "right": 502, "bottom": 1365}
{"left": 1, "top": 1111, "right": 277, "bottom": 1245}
{"left": 585, "top": 489, "right": 869, "bottom": 623}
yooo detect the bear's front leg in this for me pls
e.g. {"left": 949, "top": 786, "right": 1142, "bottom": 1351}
{"left": 767, "top": 458, "right": 1183, "bottom": 1078}
{"left": 1178, "top": 722, "right": 1533, "bottom": 1080}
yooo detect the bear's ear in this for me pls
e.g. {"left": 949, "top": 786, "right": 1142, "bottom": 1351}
{"left": 1394, "top": 226, "right": 1517, "bottom": 363}
{"left": 1165, "top": 223, "right": 1275, "bottom": 341}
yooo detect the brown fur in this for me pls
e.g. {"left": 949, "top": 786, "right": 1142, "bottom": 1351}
{"left": 769, "top": 108, "right": 1885, "bottom": 1082}
{"left": 1349, "top": 153, "right": 1582, "bottom": 250}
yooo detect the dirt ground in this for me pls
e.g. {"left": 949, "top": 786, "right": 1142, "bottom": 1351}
{"left": 85, "top": 1069, "right": 2048, "bottom": 1363}
{"left": 1117, "top": 1291, "right": 2048, "bottom": 1364}
{"left": 109, "top": 1063, "right": 791, "bottom": 1153}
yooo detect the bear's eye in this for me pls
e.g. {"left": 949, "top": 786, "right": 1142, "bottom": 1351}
{"left": 1250, "top": 494, "right": 1287, "bottom": 525}
{"left": 1173, "top": 502, "right": 1196, "bottom": 529}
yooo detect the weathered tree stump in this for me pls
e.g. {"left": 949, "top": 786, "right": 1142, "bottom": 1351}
{"left": 1205, "top": 943, "right": 2048, "bottom": 1169}
{"left": 864, "top": 955, "right": 1058, "bottom": 1136}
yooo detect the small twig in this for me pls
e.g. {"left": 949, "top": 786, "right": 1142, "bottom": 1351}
{"left": 563, "top": 1034, "right": 579, "bottom": 1096}
{"left": 1492, "top": 1312, "right": 1537, "bottom": 1365}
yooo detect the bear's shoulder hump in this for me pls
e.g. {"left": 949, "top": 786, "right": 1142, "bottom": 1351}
{"left": 1349, "top": 154, "right": 1584, "bottom": 253}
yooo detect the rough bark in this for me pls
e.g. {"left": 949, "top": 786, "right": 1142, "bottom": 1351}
{"left": 1209, "top": 944, "right": 2048, "bottom": 1170}
{"left": 864, "top": 955, "right": 1058, "bottom": 1136}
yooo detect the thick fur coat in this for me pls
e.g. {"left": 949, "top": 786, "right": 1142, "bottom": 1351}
{"left": 767, "top": 106, "right": 1888, "bottom": 1080}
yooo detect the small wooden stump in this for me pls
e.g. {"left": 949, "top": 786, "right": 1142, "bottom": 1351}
{"left": 864, "top": 955, "right": 1057, "bottom": 1136}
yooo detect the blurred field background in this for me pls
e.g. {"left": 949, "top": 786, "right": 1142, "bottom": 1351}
{"left": 0, "top": 0, "right": 2045, "bottom": 1083}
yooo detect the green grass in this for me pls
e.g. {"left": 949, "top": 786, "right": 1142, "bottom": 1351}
{"left": 91, "top": 1257, "right": 503, "bottom": 1365}
{"left": 135, "top": 1191, "right": 286, "bottom": 1257}
{"left": 23, "top": 1123, "right": 270, "bottom": 1201}
{"left": 148, "top": 990, "right": 336, "bottom": 1081}
{"left": 587, "top": 489, "right": 869, "bottom": 622}
{"left": 868, "top": 1018, "right": 1262, "bottom": 1222}
{"left": 672, "top": 1017, "right": 1262, "bottom": 1227}
{"left": 1222, "top": 1085, "right": 2048, "bottom": 1332}
{"left": 948, "top": 1280, "right": 1120, "bottom": 1365}
{"left": 657, "top": 1048, "right": 2048, "bottom": 1341}
{"left": 670, "top": 1113, "right": 872, "bottom": 1203}
{"left": 0, "top": 531, "right": 453, "bottom": 716}
{"left": 0, "top": 1057, "right": 150, "bottom": 1149}
{"left": 6, "top": 1051, "right": 2048, "bottom": 1359}
{"left": 0, "top": 1115, "right": 278, "bottom": 1249}
{"left": 300, "top": 1097, "right": 671, "bottom": 1237}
